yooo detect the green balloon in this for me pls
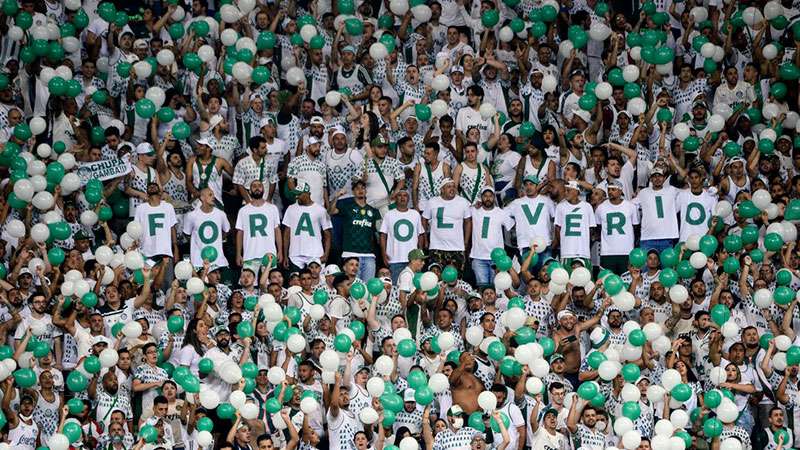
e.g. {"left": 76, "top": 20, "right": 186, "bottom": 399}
{"left": 578, "top": 93, "right": 597, "bottom": 111}
{"left": 704, "top": 390, "right": 722, "bottom": 408}
{"left": 98, "top": 206, "right": 113, "bottom": 222}
{"left": 334, "top": 333, "right": 352, "bottom": 352}
{"left": 367, "top": 277, "right": 384, "bottom": 295}
{"left": 349, "top": 321, "right": 365, "bottom": 340}
{"left": 81, "top": 292, "right": 98, "bottom": 309}
{"left": 487, "top": 341, "right": 506, "bottom": 360}
{"left": 201, "top": 246, "right": 218, "bottom": 262}
{"left": 172, "top": 121, "right": 191, "bottom": 140}
{"left": 774, "top": 286, "right": 795, "bottom": 305}
{"left": 252, "top": 66, "right": 271, "bottom": 85}
{"left": 758, "top": 138, "right": 775, "bottom": 154}
{"left": 577, "top": 381, "right": 598, "bottom": 400}
{"left": 621, "top": 363, "right": 640, "bottom": 382}
{"left": 382, "top": 410, "right": 396, "bottom": 427}
{"left": 237, "top": 320, "right": 254, "bottom": 338}
{"left": 47, "top": 247, "right": 65, "bottom": 265}
{"left": 514, "top": 326, "right": 536, "bottom": 345}
{"left": 587, "top": 351, "right": 607, "bottom": 370}
{"left": 481, "top": 9, "right": 500, "bottom": 27}
{"left": 135, "top": 98, "right": 156, "bottom": 118}
{"left": 490, "top": 411, "right": 510, "bottom": 432}
{"left": 628, "top": 248, "right": 646, "bottom": 267}
{"left": 672, "top": 383, "right": 692, "bottom": 402}
{"left": 765, "top": 232, "right": 784, "bottom": 252}
{"left": 676, "top": 260, "right": 695, "bottom": 279}
{"left": 540, "top": 4, "right": 557, "bottom": 21}
{"left": 659, "top": 268, "right": 678, "bottom": 288}
{"left": 703, "top": 418, "right": 723, "bottom": 438}
{"left": 167, "top": 315, "right": 184, "bottom": 333}
{"left": 67, "top": 397, "right": 84, "bottom": 415}
{"left": 623, "top": 83, "right": 641, "bottom": 99}
{"left": 198, "top": 358, "right": 214, "bottom": 374}
{"left": 407, "top": 369, "right": 428, "bottom": 389}
{"left": 217, "top": 403, "right": 235, "bottom": 419}
{"left": 414, "top": 104, "right": 432, "bottom": 121}
{"left": 628, "top": 329, "right": 646, "bottom": 346}
{"left": 539, "top": 336, "right": 555, "bottom": 356}
{"left": 66, "top": 370, "right": 87, "bottom": 391}
{"left": 196, "top": 416, "right": 213, "bottom": 432}
{"left": 140, "top": 425, "right": 158, "bottom": 443}
{"left": 603, "top": 274, "right": 623, "bottom": 296}
{"left": 351, "top": 282, "right": 367, "bottom": 299}
{"left": 309, "top": 35, "right": 325, "bottom": 50}
{"left": 750, "top": 248, "right": 764, "bottom": 263}
{"left": 468, "top": 412, "right": 486, "bottom": 431}
{"left": 63, "top": 421, "right": 83, "bottom": 443}
{"left": 723, "top": 256, "right": 739, "bottom": 274}
{"left": 345, "top": 18, "right": 364, "bottom": 35}
{"left": 398, "top": 338, "right": 416, "bottom": 357}
{"left": 710, "top": 304, "right": 731, "bottom": 326}
{"left": 241, "top": 361, "right": 258, "bottom": 379}
{"left": 622, "top": 401, "right": 641, "bottom": 420}
{"left": 441, "top": 265, "right": 458, "bottom": 283}
{"left": 568, "top": 26, "right": 588, "bottom": 48}
{"left": 787, "top": 346, "right": 800, "bottom": 366}
{"left": 698, "top": 235, "right": 718, "bottom": 256}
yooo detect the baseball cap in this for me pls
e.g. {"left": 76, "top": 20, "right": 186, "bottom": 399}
{"left": 259, "top": 116, "right": 277, "bottom": 128}
{"left": 556, "top": 310, "right": 575, "bottom": 321}
{"left": 447, "top": 405, "right": 465, "bottom": 416}
{"left": 331, "top": 127, "right": 347, "bottom": 138}
{"left": 293, "top": 180, "right": 311, "bottom": 195}
{"left": 565, "top": 129, "right": 579, "bottom": 142}
{"left": 208, "top": 114, "right": 224, "bottom": 130}
{"left": 92, "top": 335, "right": 112, "bottom": 346}
{"left": 74, "top": 230, "right": 91, "bottom": 241}
{"left": 310, "top": 116, "right": 325, "bottom": 126}
{"left": 450, "top": 65, "right": 464, "bottom": 74}
{"left": 549, "top": 353, "right": 565, "bottom": 363}
{"left": 569, "top": 68, "right": 585, "bottom": 78}
{"left": 481, "top": 185, "right": 495, "bottom": 194}
{"left": 18, "top": 268, "right": 32, "bottom": 277}
{"left": 542, "top": 407, "right": 558, "bottom": 418}
{"left": 408, "top": 249, "right": 427, "bottom": 261}
{"left": 341, "top": 45, "right": 357, "bottom": 54}
{"left": 440, "top": 177, "right": 455, "bottom": 187}
{"left": 371, "top": 135, "right": 389, "bottom": 147}
{"left": 136, "top": 142, "right": 155, "bottom": 155}
{"left": 607, "top": 179, "right": 624, "bottom": 190}
{"left": 565, "top": 180, "right": 581, "bottom": 191}
{"left": 307, "top": 136, "right": 321, "bottom": 146}
{"left": 574, "top": 109, "right": 591, "bottom": 123}
{"left": 323, "top": 264, "right": 341, "bottom": 276}
{"left": 133, "top": 39, "right": 148, "bottom": 49}
{"left": 650, "top": 167, "right": 665, "bottom": 177}
{"left": 404, "top": 389, "right": 416, "bottom": 402}
{"left": 523, "top": 174, "right": 540, "bottom": 184}
{"left": 635, "top": 375, "right": 651, "bottom": 384}
{"left": 196, "top": 138, "right": 213, "bottom": 148}
{"left": 212, "top": 325, "right": 230, "bottom": 336}
{"left": 692, "top": 100, "right": 707, "bottom": 109}
{"left": 380, "top": 276, "right": 392, "bottom": 285}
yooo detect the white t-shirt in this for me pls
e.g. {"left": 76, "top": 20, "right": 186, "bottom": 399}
{"left": 634, "top": 185, "right": 680, "bottom": 241}
{"left": 380, "top": 208, "right": 424, "bottom": 264}
{"left": 235, "top": 202, "right": 282, "bottom": 261}
{"left": 134, "top": 201, "right": 177, "bottom": 258}
{"left": 455, "top": 106, "right": 494, "bottom": 143}
{"left": 183, "top": 207, "right": 231, "bottom": 268}
{"left": 469, "top": 206, "right": 515, "bottom": 259}
{"left": 423, "top": 196, "right": 472, "bottom": 251}
{"left": 554, "top": 200, "right": 597, "bottom": 259}
{"left": 508, "top": 195, "right": 556, "bottom": 249}
{"left": 594, "top": 199, "right": 640, "bottom": 256}
{"left": 676, "top": 189, "right": 718, "bottom": 242}
{"left": 282, "top": 203, "right": 332, "bottom": 267}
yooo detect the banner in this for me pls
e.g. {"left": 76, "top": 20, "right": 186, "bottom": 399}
{"left": 77, "top": 158, "right": 131, "bottom": 186}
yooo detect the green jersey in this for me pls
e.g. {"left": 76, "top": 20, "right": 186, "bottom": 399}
{"left": 338, "top": 198, "right": 381, "bottom": 255}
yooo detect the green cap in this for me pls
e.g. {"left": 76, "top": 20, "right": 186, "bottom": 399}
{"left": 549, "top": 353, "right": 565, "bottom": 363}
{"left": 74, "top": 230, "right": 91, "bottom": 241}
{"left": 565, "top": 129, "right": 579, "bottom": 142}
{"left": 523, "top": 174, "right": 541, "bottom": 184}
{"left": 292, "top": 180, "right": 311, "bottom": 195}
{"left": 371, "top": 135, "right": 389, "bottom": 147}
{"left": 408, "top": 249, "right": 427, "bottom": 261}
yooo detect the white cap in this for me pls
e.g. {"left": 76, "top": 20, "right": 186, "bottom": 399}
{"left": 136, "top": 142, "right": 155, "bottom": 154}
{"left": 208, "top": 114, "right": 224, "bottom": 130}
{"left": 323, "top": 264, "right": 341, "bottom": 276}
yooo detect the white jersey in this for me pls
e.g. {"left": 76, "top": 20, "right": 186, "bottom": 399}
{"left": 380, "top": 209, "right": 424, "bottom": 264}
{"left": 8, "top": 420, "right": 38, "bottom": 450}
{"left": 134, "top": 201, "right": 177, "bottom": 259}
{"left": 183, "top": 207, "right": 231, "bottom": 268}
{"left": 595, "top": 199, "right": 640, "bottom": 256}
{"left": 676, "top": 189, "right": 718, "bottom": 242}
{"left": 470, "top": 206, "right": 515, "bottom": 259}
{"left": 634, "top": 185, "right": 680, "bottom": 241}
{"left": 282, "top": 203, "right": 332, "bottom": 267}
{"left": 554, "top": 200, "right": 597, "bottom": 259}
{"left": 455, "top": 106, "right": 494, "bottom": 143}
{"left": 508, "top": 195, "right": 556, "bottom": 249}
{"left": 423, "top": 196, "right": 472, "bottom": 251}
{"left": 235, "top": 202, "right": 282, "bottom": 261}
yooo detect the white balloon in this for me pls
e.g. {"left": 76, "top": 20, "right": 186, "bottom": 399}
{"left": 598, "top": 360, "right": 621, "bottom": 381}
{"left": 655, "top": 419, "right": 674, "bottom": 436}
{"left": 558, "top": 40, "right": 574, "bottom": 58}
{"left": 622, "top": 430, "right": 642, "bottom": 450}
{"left": 321, "top": 349, "right": 340, "bottom": 371}
{"left": 708, "top": 366, "right": 727, "bottom": 385}
{"left": 31, "top": 223, "right": 50, "bottom": 243}
{"left": 721, "top": 321, "right": 740, "bottom": 338}
{"left": 220, "top": 4, "right": 242, "bottom": 23}
{"left": 776, "top": 334, "right": 792, "bottom": 351}
{"left": 287, "top": 67, "right": 305, "bottom": 86}
{"left": 366, "top": 377, "right": 385, "bottom": 397}
{"left": 589, "top": 22, "right": 611, "bottom": 41}
{"left": 399, "top": 437, "right": 419, "bottom": 450}
{"left": 6, "top": 219, "right": 25, "bottom": 238}
{"left": 690, "top": 6, "right": 708, "bottom": 21}
{"left": 300, "top": 397, "right": 319, "bottom": 414}
{"left": 595, "top": 82, "right": 612, "bottom": 100}
{"left": 479, "top": 103, "right": 496, "bottom": 119}
{"left": 78, "top": 210, "right": 98, "bottom": 228}
{"left": 764, "top": 1, "right": 784, "bottom": 19}
{"left": 133, "top": 61, "right": 152, "bottom": 79}
{"left": 613, "top": 291, "right": 636, "bottom": 311}
{"left": 232, "top": 62, "right": 253, "bottom": 83}
{"left": 673, "top": 122, "right": 690, "bottom": 141}
{"left": 221, "top": 29, "right": 239, "bottom": 47}
{"left": 29, "top": 116, "right": 46, "bottom": 136}
{"left": 48, "top": 434, "right": 70, "bottom": 450}
{"left": 542, "top": 75, "right": 557, "bottom": 94}
{"left": 689, "top": 252, "right": 707, "bottom": 269}
{"left": 186, "top": 277, "right": 205, "bottom": 295}
{"left": 477, "top": 391, "right": 497, "bottom": 411}
{"left": 700, "top": 42, "right": 716, "bottom": 59}
{"left": 716, "top": 399, "right": 739, "bottom": 423}
{"left": 760, "top": 127, "right": 777, "bottom": 142}
{"left": 60, "top": 173, "right": 81, "bottom": 194}
{"left": 197, "top": 431, "right": 213, "bottom": 448}
{"left": 550, "top": 268, "right": 569, "bottom": 285}
{"left": 287, "top": 334, "right": 306, "bottom": 353}
{"left": 13, "top": 179, "right": 34, "bottom": 202}
{"left": 526, "top": 376, "right": 544, "bottom": 394}
{"left": 31, "top": 190, "right": 53, "bottom": 211}
{"left": 267, "top": 367, "right": 286, "bottom": 384}
{"left": 199, "top": 389, "right": 220, "bottom": 409}
{"left": 369, "top": 43, "right": 389, "bottom": 60}
{"left": 465, "top": 325, "right": 484, "bottom": 346}
{"left": 309, "top": 304, "right": 326, "bottom": 320}
{"left": 36, "top": 143, "right": 51, "bottom": 159}
{"left": 411, "top": 5, "right": 432, "bottom": 22}
{"left": 623, "top": 65, "right": 640, "bottom": 83}
{"left": 8, "top": 25, "right": 23, "bottom": 41}
{"left": 763, "top": 44, "right": 779, "bottom": 60}
{"left": 621, "top": 383, "right": 640, "bottom": 402}
{"left": 227, "top": 390, "right": 246, "bottom": 410}
{"left": 494, "top": 271, "right": 512, "bottom": 291}
{"left": 669, "top": 285, "right": 689, "bottom": 304}
{"left": 661, "top": 369, "right": 681, "bottom": 391}
{"left": 359, "top": 407, "right": 379, "bottom": 424}
{"left": 614, "top": 417, "right": 634, "bottom": 436}
{"left": 419, "top": 271, "right": 438, "bottom": 291}
{"left": 431, "top": 74, "right": 450, "bottom": 92}
{"left": 752, "top": 189, "right": 772, "bottom": 210}
{"left": 498, "top": 26, "right": 514, "bottom": 42}
{"left": 430, "top": 99, "right": 449, "bottom": 118}
{"left": 389, "top": 0, "right": 409, "bottom": 15}
{"left": 708, "top": 114, "right": 725, "bottom": 133}
{"left": 240, "top": 402, "right": 259, "bottom": 419}
{"left": 628, "top": 98, "right": 646, "bottom": 116}
{"left": 300, "top": 24, "right": 318, "bottom": 43}
{"left": 99, "top": 348, "right": 118, "bottom": 367}
{"left": 122, "top": 321, "right": 143, "bottom": 338}
{"left": 57, "top": 153, "right": 76, "bottom": 171}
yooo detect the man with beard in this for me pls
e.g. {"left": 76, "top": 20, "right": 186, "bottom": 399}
{"left": 567, "top": 403, "right": 606, "bottom": 450}
{"left": 469, "top": 187, "right": 514, "bottom": 288}
{"left": 234, "top": 136, "right": 275, "bottom": 203}
{"left": 288, "top": 136, "right": 328, "bottom": 207}
{"left": 93, "top": 371, "right": 130, "bottom": 432}
{"left": 501, "top": 99, "right": 525, "bottom": 137}
{"left": 490, "top": 383, "right": 526, "bottom": 450}
{"left": 423, "top": 178, "right": 472, "bottom": 271}
{"left": 329, "top": 180, "right": 381, "bottom": 281}
{"left": 719, "top": 157, "right": 751, "bottom": 204}
{"left": 641, "top": 281, "right": 673, "bottom": 324}
{"left": 327, "top": 371, "right": 362, "bottom": 449}
{"left": 552, "top": 303, "right": 608, "bottom": 387}
{"left": 325, "top": 128, "right": 364, "bottom": 201}
{"left": 456, "top": 85, "right": 493, "bottom": 143}
{"left": 235, "top": 181, "right": 283, "bottom": 272}
{"left": 691, "top": 310, "right": 715, "bottom": 378}
{"left": 449, "top": 352, "right": 485, "bottom": 413}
